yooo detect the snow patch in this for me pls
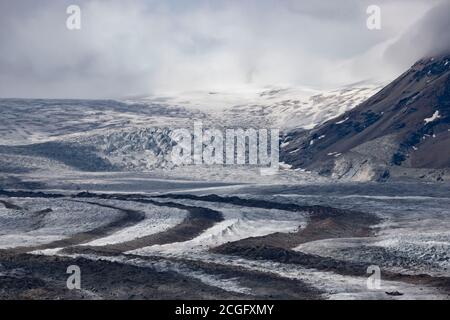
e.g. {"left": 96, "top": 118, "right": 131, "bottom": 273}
{"left": 130, "top": 217, "right": 300, "bottom": 255}
{"left": 336, "top": 117, "right": 349, "bottom": 125}
{"left": 424, "top": 111, "right": 440, "bottom": 124}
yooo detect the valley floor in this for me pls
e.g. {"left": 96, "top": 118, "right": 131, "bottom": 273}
{"left": 1, "top": 173, "right": 449, "bottom": 300}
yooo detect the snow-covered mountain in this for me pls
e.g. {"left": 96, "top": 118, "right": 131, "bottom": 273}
{"left": 124, "top": 84, "right": 383, "bottom": 129}
{"left": 282, "top": 54, "right": 450, "bottom": 182}
{"left": 0, "top": 85, "right": 381, "bottom": 173}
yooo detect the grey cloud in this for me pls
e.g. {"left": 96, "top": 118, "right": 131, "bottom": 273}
{"left": 0, "top": 0, "right": 444, "bottom": 99}
{"left": 385, "top": 0, "right": 450, "bottom": 69}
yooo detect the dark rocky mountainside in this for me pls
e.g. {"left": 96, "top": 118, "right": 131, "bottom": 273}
{"left": 282, "top": 54, "right": 450, "bottom": 181}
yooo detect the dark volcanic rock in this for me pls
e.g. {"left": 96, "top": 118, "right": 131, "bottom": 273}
{"left": 281, "top": 54, "right": 450, "bottom": 180}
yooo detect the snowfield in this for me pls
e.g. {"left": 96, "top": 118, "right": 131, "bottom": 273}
{"left": 0, "top": 84, "right": 381, "bottom": 173}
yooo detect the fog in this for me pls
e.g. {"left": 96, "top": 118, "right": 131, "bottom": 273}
{"left": 0, "top": 0, "right": 446, "bottom": 99}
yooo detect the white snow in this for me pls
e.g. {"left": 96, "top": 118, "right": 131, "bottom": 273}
{"left": 0, "top": 84, "right": 382, "bottom": 147}
{"left": 328, "top": 152, "right": 342, "bottom": 157}
{"left": 279, "top": 162, "right": 293, "bottom": 170}
{"left": 130, "top": 217, "right": 300, "bottom": 255}
{"left": 128, "top": 198, "right": 304, "bottom": 255}
{"left": 336, "top": 117, "right": 349, "bottom": 125}
{"left": 424, "top": 111, "right": 441, "bottom": 124}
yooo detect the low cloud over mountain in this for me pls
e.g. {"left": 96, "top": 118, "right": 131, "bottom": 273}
{"left": 0, "top": 0, "right": 443, "bottom": 99}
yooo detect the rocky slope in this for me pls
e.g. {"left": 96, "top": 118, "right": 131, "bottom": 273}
{"left": 281, "top": 54, "right": 450, "bottom": 181}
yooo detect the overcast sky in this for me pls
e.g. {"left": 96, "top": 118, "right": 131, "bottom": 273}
{"left": 0, "top": 0, "right": 448, "bottom": 99}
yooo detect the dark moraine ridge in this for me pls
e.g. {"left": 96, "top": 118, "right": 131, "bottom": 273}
{"left": 63, "top": 199, "right": 223, "bottom": 255}
{"left": 128, "top": 253, "right": 324, "bottom": 299}
{"left": 211, "top": 201, "right": 381, "bottom": 276}
{"left": 1, "top": 189, "right": 449, "bottom": 296}
{"left": 0, "top": 199, "right": 23, "bottom": 210}
{"left": 0, "top": 189, "right": 224, "bottom": 255}
{"left": 155, "top": 193, "right": 381, "bottom": 249}
{"left": 12, "top": 201, "right": 146, "bottom": 254}
{"left": 0, "top": 251, "right": 248, "bottom": 300}
{"left": 154, "top": 193, "right": 360, "bottom": 213}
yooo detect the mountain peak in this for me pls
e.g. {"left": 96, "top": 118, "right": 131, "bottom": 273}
{"left": 282, "top": 56, "right": 450, "bottom": 182}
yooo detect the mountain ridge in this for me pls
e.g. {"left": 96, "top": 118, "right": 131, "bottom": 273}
{"left": 282, "top": 54, "right": 450, "bottom": 181}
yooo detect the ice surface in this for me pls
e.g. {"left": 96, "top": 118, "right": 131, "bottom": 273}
{"left": 0, "top": 198, "right": 123, "bottom": 249}
{"left": 81, "top": 200, "right": 188, "bottom": 247}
